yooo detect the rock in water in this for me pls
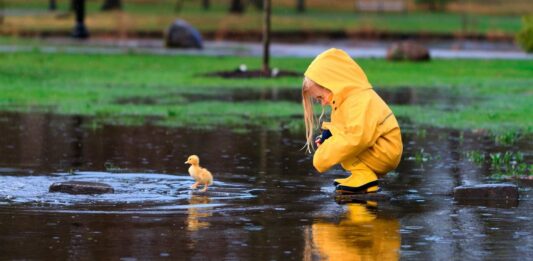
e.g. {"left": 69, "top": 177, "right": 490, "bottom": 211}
{"left": 165, "top": 19, "right": 203, "bottom": 49}
{"left": 49, "top": 181, "right": 114, "bottom": 195}
{"left": 453, "top": 184, "right": 518, "bottom": 201}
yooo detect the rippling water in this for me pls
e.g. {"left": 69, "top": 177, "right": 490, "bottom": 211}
{"left": 0, "top": 172, "right": 257, "bottom": 212}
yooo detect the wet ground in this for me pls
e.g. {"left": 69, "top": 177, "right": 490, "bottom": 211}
{"left": 2, "top": 38, "right": 532, "bottom": 60}
{"left": 115, "top": 86, "right": 472, "bottom": 110}
{"left": 0, "top": 111, "right": 532, "bottom": 260}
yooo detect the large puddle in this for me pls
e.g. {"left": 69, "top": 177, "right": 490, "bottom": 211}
{"left": 0, "top": 112, "right": 531, "bottom": 260}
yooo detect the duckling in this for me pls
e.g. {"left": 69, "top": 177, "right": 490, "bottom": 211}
{"left": 184, "top": 155, "right": 213, "bottom": 192}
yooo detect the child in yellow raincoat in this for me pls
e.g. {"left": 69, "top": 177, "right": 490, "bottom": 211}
{"left": 302, "top": 48, "right": 403, "bottom": 194}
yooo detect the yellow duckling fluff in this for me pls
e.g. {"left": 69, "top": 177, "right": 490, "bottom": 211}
{"left": 184, "top": 155, "right": 213, "bottom": 192}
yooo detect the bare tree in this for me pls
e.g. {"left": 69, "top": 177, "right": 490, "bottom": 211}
{"left": 262, "top": 0, "right": 271, "bottom": 74}
{"left": 101, "top": 0, "right": 122, "bottom": 11}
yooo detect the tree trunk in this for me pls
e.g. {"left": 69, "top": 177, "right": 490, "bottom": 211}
{"left": 296, "top": 0, "right": 305, "bottom": 13}
{"left": 49, "top": 0, "right": 57, "bottom": 10}
{"left": 262, "top": 0, "right": 271, "bottom": 75}
{"left": 251, "top": 0, "right": 263, "bottom": 10}
{"left": 229, "top": 0, "right": 244, "bottom": 14}
{"left": 175, "top": 0, "right": 184, "bottom": 12}
{"left": 0, "top": 0, "right": 3, "bottom": 25}
{"left": 101, "top": 0, "right": 122, "bottom": 11}
{"left": 202, "top": 0, "right": 210, "bottom": 10}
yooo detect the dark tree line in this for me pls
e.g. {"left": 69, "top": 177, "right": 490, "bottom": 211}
{"left": 54, "top": 0, "right": 122, "bottom": 11}
{"left": 230, "top": 0, "right": 304, "bottom": 14}
{"left": 415, "top": 0, "right": 455, "bottom": 12}
{"left": 49, "top": 0, "right": 305, "bottom": 14}
{"left": 101, "top": 0, "right": 122, "bottom": 11}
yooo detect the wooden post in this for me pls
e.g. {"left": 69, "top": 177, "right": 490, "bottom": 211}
{"left": 262, "top": 0, "right": 271, "bottom": 75}
{"left": 72, "top": 0, "right": 89, "bottom": 38}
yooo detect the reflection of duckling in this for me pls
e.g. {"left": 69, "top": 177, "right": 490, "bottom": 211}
{"left": 187, "top": 195, "right": 212, "bottom": 231}
{"left": 185, "top": 155, "right": 213, "bottom": 192}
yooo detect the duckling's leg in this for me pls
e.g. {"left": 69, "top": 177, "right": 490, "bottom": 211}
{"left": 200, "top": 183, "right": 209, "bottom": 192}
{"left": 190, "top": 182, "right": 199, "bottom": 189}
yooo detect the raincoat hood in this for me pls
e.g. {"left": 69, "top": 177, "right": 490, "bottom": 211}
{"left": 304, "top": 48, "right": 372, "bottom": 102}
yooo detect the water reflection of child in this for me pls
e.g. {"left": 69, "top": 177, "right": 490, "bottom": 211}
{"left": 309, "top": 201, "right": 400, "bottom": 259}
{"left": 302, "top": 48, "right": 403, "bottom": 194}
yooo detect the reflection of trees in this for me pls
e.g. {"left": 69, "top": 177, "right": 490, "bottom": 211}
{"left": 0, "top": 113, "right": 84, "bottom": 171}
{"left": 306, "top": 202, "right": 400, "bottom": 260}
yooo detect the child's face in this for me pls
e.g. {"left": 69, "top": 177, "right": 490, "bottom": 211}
{"left": 307, "top": 83, "right": 332, "bottom": 106}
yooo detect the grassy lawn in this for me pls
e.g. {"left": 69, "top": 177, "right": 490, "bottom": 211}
{"left": 0, "top": 51, "right": 531, "bottom": 134}
{"left": 0, "top": 0, "right": 523, "bottom": 36}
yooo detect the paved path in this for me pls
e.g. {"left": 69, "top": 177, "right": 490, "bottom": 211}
{"left": 1, "top": 37, "right": 531, "bottom": 59}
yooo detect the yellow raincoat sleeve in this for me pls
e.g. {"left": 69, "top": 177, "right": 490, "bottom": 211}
{"left": 313, "top": 95, "right": 378, "bottom": 173}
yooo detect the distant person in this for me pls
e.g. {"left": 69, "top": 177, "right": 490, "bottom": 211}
{"left": 302, "top": 48, "right": 403, "bottom": 194}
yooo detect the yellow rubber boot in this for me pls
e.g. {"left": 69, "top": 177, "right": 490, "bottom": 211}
{"left": 335, "top": 161, "right": 379, "bottom": 194}
{"left": 333, "top": 177, "right": 349, "bottom": 186}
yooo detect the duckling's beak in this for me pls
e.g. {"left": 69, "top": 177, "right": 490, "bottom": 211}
{"left": 184, "top": 160, "right": 189, "bottom": 164}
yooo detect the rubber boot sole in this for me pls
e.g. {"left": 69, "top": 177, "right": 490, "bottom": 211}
{"left": 335, "top": 181, "right": 380, "bottom": 195}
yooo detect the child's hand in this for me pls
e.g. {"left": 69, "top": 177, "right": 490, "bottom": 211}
{"left": 315, "top": 129, "right": 332, "bottom": 147}
{"left": 315, "top": 136, "right": 323, "bottom": 147}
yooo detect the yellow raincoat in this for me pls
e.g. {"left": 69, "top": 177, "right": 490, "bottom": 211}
{"left": 305, "top": 48, "right": 402, "bottom": 177}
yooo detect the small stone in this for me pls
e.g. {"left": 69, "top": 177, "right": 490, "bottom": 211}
{"left": 164, "top": 19, "right": 203, "bottom": 49}
{"left": 49, "top": 181, "right": 114, "bottom": 195}
{"left": 453, "top": 184, "right": 518, "bottom": 200}
{"left": 386, "top": 41, "right": 430, "bottom": 61}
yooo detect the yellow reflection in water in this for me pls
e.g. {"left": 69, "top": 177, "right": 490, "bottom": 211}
{"left": 186, "top": 195, "right": 212, "bottom": 232}
{"left": 308, "top": 201, "right": 400, "bottom": 261}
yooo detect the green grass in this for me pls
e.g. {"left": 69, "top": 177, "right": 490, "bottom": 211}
{"left": 0, "top": 51, "right": 532, "bottom": 133}
{"left": 1, "top": 0, "right": 523, "bottom": 35}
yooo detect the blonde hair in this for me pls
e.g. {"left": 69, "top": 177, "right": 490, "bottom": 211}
{"left": 302, "top": 77, "right": 326, "bottom": 154}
